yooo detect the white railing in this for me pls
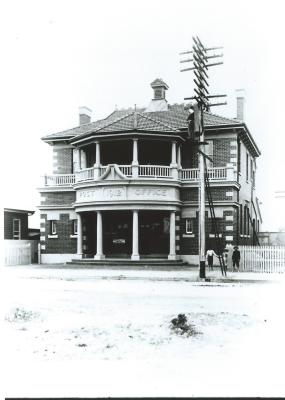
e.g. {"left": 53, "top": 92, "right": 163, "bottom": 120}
{"left": 100, "top": 166, "right": 108, "bottom": 176}
{"left": 44, "top": 174, "right": 75, "bottom": 186}
{"left": 180, "top": 167, "right": 227, "bottom": 181}
{"left": 139, "top": 165, "right": 171, "bottom": 178}
{"left": 118, "top": 165, "right": 132, "bottom": 177}
{"left": 240, "top": 245, "right": 285, "bottom": 273}
{"left": 76, "top": 167, "right": 94, "bottom": 182}
{"left": 179, "top": 168, "right": 199, "bottom": 181}
{"left": 42, "top": 166, "right": 234, "bottom": 186}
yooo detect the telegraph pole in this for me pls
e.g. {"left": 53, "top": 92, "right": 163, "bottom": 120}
{"left": 180, "top": 36, "right": 226, "bottom": 279}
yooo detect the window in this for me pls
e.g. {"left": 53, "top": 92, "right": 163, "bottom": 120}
{"left": 13, "top": 219, "right": 21, "bottom": 240}
{"left": 252, "top": 170, "right": 256, "bottom": 187}
{"left": 73, "top": 220, "right": 78, "bottom": 235}
{"left": 205, "top": 140, "right": 213, "bottom": 168}
{"left": 246, "top": 153, "right": 249, "bottom": 181}
{"left": 154, "top": 88, "right": 163, "bottom": 99}
{"left": 250, "top": 158, "right": 253, "bottom": 180}
{"left": 185, "top": 218, "right": 193, "bottom": 234}
{"left": 50, "top": 220, "right": 57, "bottom": 235}
{"left": 239, "top": 205, "right": 243, "bottom": 235}
{"left": 237, "top": 140, "right": 241, "bottom": 174}
{"left": 244, "top": 206, "right": 250, "bottom": 235}
{"left": 244, "top": 206, "right": 247, "bottom": 235}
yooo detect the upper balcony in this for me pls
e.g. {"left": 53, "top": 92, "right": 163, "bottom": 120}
{"left": 41, "top": 164, "right": 236, "bottom": 188}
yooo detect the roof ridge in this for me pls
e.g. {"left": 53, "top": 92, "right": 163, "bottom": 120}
{"left": 94, "top": 111, "right": 134, "bottom": 133}
{"left": 204, "top": 110, "right": 240, "bottom": 124}
{"left": 137, "top": 111, "right": 180, "bottom": 131}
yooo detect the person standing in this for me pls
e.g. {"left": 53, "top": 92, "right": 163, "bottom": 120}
{"left": 222, "top": 248, "right": 229, "bottom": 271}
{"left": 232, "top": 246, "right": 241, "bottom": 271}
{"left": 226, "top": 244, "right": 234, "bottom": 271}
{"left": 206, "top": 248, "right": 217, "bottom": 270}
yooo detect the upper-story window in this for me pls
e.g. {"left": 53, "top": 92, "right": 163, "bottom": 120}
{"left": 205, "top": 140, "right": 213, "bottom": 168}
{"left": 237, "top": 140, "right": 241, "bottom": 175}
{"left": 13, "top": 219, "right": 21, "bottom": 240}
{"left": 246, "top": 153, "right": 249, "bottom": 181}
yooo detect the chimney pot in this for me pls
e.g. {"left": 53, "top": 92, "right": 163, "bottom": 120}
{"left": 79, "top": 106, "right": 92, "bottom": 125}
{"left": 236, "top": 89, "right": 246, "bottom": 121}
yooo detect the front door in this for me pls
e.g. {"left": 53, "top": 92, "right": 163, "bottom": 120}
{"left": 104, "top": 211, "right": 132, "bottom": 257}
{"left": 139, "top": 211, "right": 169, "bottom": 256}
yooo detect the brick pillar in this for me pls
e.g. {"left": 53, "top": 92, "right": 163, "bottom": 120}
{"left": 77, "top": 213, "right": 83, "bottom": 256}
{"left": 168, "top": 211, "right": 177, "bottom": 260}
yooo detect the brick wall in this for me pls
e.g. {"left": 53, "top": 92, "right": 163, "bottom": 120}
{"left": 40, "top": 213, "right": 77, "bottom": 254}
{"left": 213, "top": 138, "right": 232, "bottom": 166}
{"left": 40, "top": 191, "right": 76, "bottom": 206}
{"left": 181, "top": 137, "right": 233, "bottom": 169}
{"left": 179, "top": 207, "right": 239, "bottom": 255}
{"left": 181, "top": 186, "right": 238, "bottom": 202}
{"left": 4, "top": 211, "right": 29, "bottom": 240}
{"left": 53, "top": 146, "right": 73, "bottom": 174}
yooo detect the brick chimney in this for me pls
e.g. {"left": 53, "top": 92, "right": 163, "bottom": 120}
{"left": 79, "top": 106, "right": 92, "bottom": 125}
{"left": 236, "top": 89, "right": 246, "bottom": 121}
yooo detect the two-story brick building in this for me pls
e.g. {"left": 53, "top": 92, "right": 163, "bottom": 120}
{"left": 38, "top": 79, "right": 262, "bottom": 264}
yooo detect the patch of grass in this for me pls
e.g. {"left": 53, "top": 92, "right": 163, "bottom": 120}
{"left": 170, "top": 313, "right": 201, "bottom": 337}
{"left": 6, "top": 307, "right": 40, "bottom": 323}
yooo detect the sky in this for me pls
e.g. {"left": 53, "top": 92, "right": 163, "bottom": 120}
{"left": 0, "top": 0, "right": 284, "bottom": 231}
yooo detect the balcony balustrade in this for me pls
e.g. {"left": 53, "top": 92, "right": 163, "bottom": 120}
{"left": 43, "top": 174, "right": 75, "bottom": 186}
{"left": 42, "top": 164, "right": 235, "bottom": 187}
{"left": 179, "top": 167, "right": 228, "bottom": 181}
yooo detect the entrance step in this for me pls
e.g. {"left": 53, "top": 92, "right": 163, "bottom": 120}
{"left": 66, "top": 258, "right": 190, "bottom": 269}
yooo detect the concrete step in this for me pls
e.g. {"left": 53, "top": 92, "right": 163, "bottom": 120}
{"left": 66, "top": 258, "right": 189, "bottom": 268}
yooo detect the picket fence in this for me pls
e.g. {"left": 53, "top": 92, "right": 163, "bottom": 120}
{"left": 239, "top": 245, "right": 285, "bottom": 273}
{"left": 5, "top": 243, "right": 31, "bottom": 266}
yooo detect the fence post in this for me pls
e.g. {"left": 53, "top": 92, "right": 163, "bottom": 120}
{"left": 38, "top": 242, "right": 41, "bottom": 265}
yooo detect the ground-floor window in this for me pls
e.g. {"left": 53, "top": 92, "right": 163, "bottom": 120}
{"left": 50, "top": 220, "right": 57, "bottom": 235}
{"left": 73, "top": 219, "right": 78, "bottom": 235}
{"left": 185, "top": 218, "right": 193, "bottom": 234}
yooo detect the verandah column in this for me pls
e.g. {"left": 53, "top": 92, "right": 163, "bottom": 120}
{"left": 170, "top": 141, "right": 178, "bottom": 179}
{"left": 177, "top": 144, "right": 182, "bottom": 169}
{"left": 76, "top": 212, "right": 83, "bottom": 256}
{"left": 94, "top": 141, "right": 101, "bottom": 179}
{"left": 132, "top": 139, "right": 139, "bottom": 178}
{"left": 94, "top": 210, "right": 105, "bottom": 260}
{"left": 168, "top": 211, "right": 177, "bottom": 260}
{"left": 131, "top": 209, "right": 140, "bottom": 260}
{"left": 80, "top": 149, "right": 87, "bottom": 169}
